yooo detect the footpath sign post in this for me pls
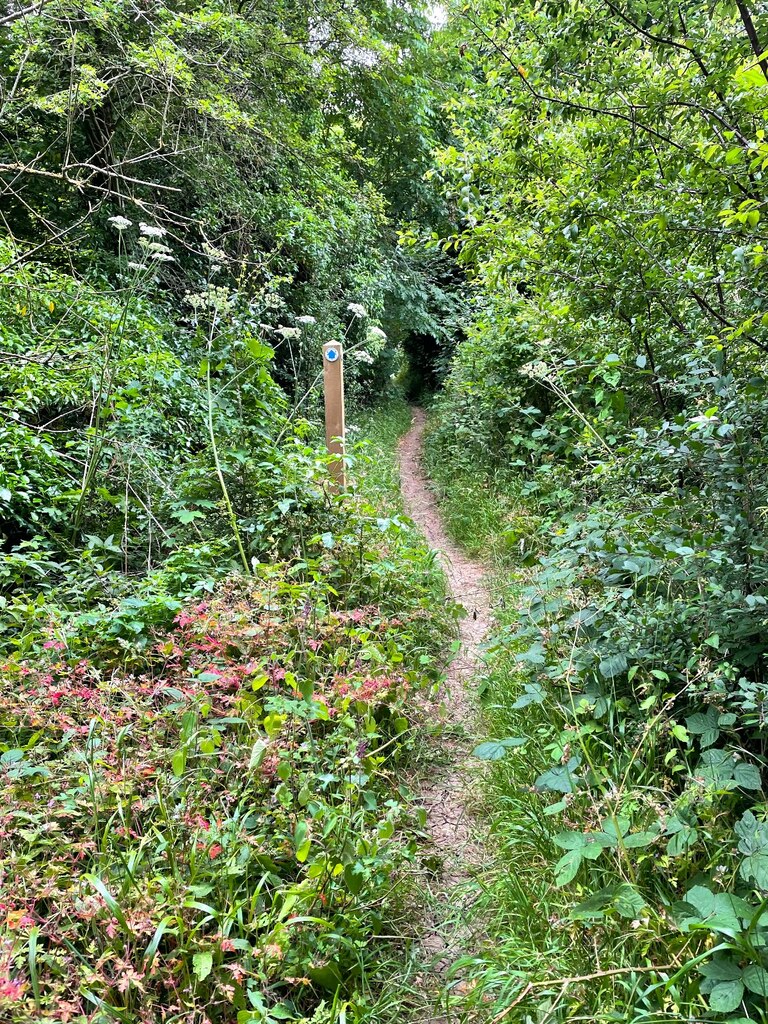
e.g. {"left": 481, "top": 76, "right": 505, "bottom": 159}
{"left": 322, "top": 341, "right": 346, "bottom": 490}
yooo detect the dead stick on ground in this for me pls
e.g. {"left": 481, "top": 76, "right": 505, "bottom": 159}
{"left": 492, "top": 964, "right": 678, "bottom": 1023}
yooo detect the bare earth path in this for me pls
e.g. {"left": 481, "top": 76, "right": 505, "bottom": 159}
{"left": 398, "top": 407, "right": 492, "bottom": 1016}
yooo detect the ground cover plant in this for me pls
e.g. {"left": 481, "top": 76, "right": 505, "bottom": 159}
{"left": 0, "top": 439, "right": 454, "bottom": 1024}
{"left": 421, "top": 0, "right": 768, "bottom": 1020}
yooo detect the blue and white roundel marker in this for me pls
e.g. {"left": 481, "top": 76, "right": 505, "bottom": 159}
{"left": 325, "top": 347, "right": 340, "bottom": 362}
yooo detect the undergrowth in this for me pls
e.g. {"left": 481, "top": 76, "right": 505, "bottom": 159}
{"left": 0, "top": 406, "right": 454, "bottom": 1024}
{"left": 425, "top": 410, "right": 768, "bottom": 1024}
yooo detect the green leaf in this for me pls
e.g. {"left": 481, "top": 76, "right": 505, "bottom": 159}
{"left": 740, "top": 852, "right": 768, "bottom": 889}
{"left": 535, "top": 757, "right": 581, "bottom": 794}
{"left": 700, "top": 957, "right": 742, "bottom": 983}
{"left": 622, "top": 830, "right": 658, "bottom": 849}
{"left": 344, "top": 862, "right": 365, "bottom": 896}
{"left": 472, "top": 737, "right": 527, "bottom": 760}
{"left": 598, "top": 653, "right": 627, "bottom": 679}
{"left": 708, "top": 979, "right": 744, "bottom": 1012}
{"left": 0, "top": 748, "right": 25, "bottom": 764}
{"left": 193, "top": 950, "right": 213, "bottom": 982}
{"left": 511, "top": 682, "right": 546, "bottom": 707}
{"left": 612, "top": 883, "right": 646, "bottom": 919}
{"left": 742, "top": 964, "right": 768, "bottom": 996}
{"left": 554, "top": 848, "right": 582, "bottom": 886}
{"left": 733, "top": 761, "right": 762, "bottom": 790}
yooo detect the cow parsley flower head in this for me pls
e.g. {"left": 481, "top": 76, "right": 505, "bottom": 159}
{"left": 108, "top": 215, "right": 132, "bottom": 231}
{"left": 347, "top": 302, "right": 367, "bottom": 318}
{"left": 139, "top": 222, "right": 166, "bottom": 239}
{"left": 351, "top": 349, "right": 374, "bottom": 364}
{"left": 367, "top": 325, "right": 387, "bottom": 341}
{"left": 275, "top": 326, "right": 301, "bottom": 340}
{"left": 296, "top": 315, "right": 316, "bottom": 324}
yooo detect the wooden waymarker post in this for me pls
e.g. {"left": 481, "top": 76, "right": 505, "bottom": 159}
{"left": 322, "top": 341, "right": 346, "bottom": 490}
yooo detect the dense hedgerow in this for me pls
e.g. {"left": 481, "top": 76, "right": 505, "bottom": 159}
{"left": 423, "top": 0, "right": 768, "bottom": 1018}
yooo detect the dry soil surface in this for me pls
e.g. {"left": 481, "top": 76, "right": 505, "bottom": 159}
{"left": 398, "top": 407, "right": 492, "bottom": 998}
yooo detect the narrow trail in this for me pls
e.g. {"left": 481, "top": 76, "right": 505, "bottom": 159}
{"left": 398, "top": 407, "right": 492, "bottom": 1010}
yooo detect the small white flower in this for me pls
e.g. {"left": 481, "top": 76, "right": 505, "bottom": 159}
{"left": 108, "top": 215, "right": 132, "bottom": 231}
{"left": 367, "top": 325, "right": 387, "bottom": 340}
{"left": 347, "top": 302, "right": 367, "bottom": 318}
{"left": 139, "top": 222, "right": 166, "bottom": 238}
{"left": 275, "top": 326, "right": 301, "bottom": 339}
{"left": 519, "top": 360, "right": 550, "bottom": 380}
{"left": 127, "top": 261, "right": 144, "bottom": 271}
{"left": 296, "top": 315, "right": 316, "bottom": 324}
{"left": 150, "top": 252, "right": 174, "bottom": 262}
{"left": 259, "top": 323, "right": 273, "bottom": 331}
{"left": 351, "top": 349, "right": 374, "bottom": 364}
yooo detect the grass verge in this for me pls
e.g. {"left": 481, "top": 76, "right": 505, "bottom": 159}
{"left": 424, "top": 414, "right": 768, "bottom": 1024}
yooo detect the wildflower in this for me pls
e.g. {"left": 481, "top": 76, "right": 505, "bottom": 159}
{"left": 347, "top": 302, "right": 367, "bottom": 318}
{"left": 108, "top": 215, "right": 132, "bottom": 231}
{"left": 518, "top": 360, "right": 549, "bottom": 380}
{"left": 275, "top": 326, "right": 301, "bottom": 339}
{"left": 0, "top": 976, "right": 26, "bottom": 1001}
{"left": 149, "top": 252, "right": 175, "bottom": 262}
{"left": 208, "top": 843, "right": 223, "bottom": 860}
{"left": 139, "top": 222, "right": 166, "bottom": 238}
{"left": 296, "top": 315, "right": 316, "bottom": 324}
{"left": 127, "top": 261, "right": 144, "bottom": 271}
{"left": 367, "top": 325, "right": 387, "bottom": 340}
{"left": 351, "top": 349, "right": 374, "bottom": 365}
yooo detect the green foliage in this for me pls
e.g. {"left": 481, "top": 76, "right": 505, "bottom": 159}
{"left": 427, "top": 0, "right": 768, "bottom": 1018}
{"left": 0, "top": 529, "right": 451, "bottom": 1022}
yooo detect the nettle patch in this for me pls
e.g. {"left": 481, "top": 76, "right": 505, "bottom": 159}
{"left": 0, "top": 574, "right": 441, "bottom": 1024}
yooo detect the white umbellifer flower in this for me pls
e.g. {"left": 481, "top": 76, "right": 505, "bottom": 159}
{"left": 519, "top": 360, "right": 550, "bottom": 379}
{"left": 150, "top": 252, "right": 175, "bottom": 262}
{"left": 259, "top": 323, "right": 273, "bottom": 331}
{"left": 347, "top": 302, "right": 367, "bottom": 318}
{"left": 275, "top": 326, "right": 301, "bottom": 339}
{"left": 296, "top": 315, "right": 316, "bottom": 324}
{"left": 108, "top": 215, "right": 133, "bottom": 231}
{"left": 367, "top": 325, "right": 387, "bottom": 341}
{"left": 351, "top": 349, "right": 374, "bottom": 364}
{"left": 139, "top": 222, "right": 166, "bottom": 238}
